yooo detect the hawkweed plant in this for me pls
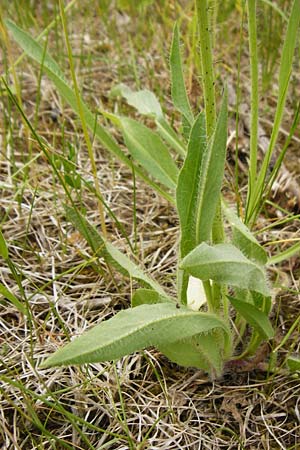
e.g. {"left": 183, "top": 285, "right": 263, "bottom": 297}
{"left": 3, "top": 0, "right": 300, "bottom": 377}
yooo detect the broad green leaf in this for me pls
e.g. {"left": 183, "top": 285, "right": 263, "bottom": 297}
{"left": 228, "top": 296, "right": 274, "bottom": 340}
{"left": 181, "top": 242, "right": 270, "bottom": 296}
{"left": 0, "top": 283, "right": 27, "bottom": 315}
{"left": 5, "top": 20, "right": 172, "bottom": 203}
{"left": 223, "top": 204, "right": 267, "bottom": 265}
{"left": 158, "top": 331, "right": 225, "bottom": 376}
{"left": 195, "top": 91, "right": 228, "bottom": 243}
{"left": 0, "top": 230, "right": 8, "bottom": 259}
{"left": 286, "top": 355, "right": 300, "bottom": 373}
{"left": 120, "top": 117, "right": 178, "bottom": 190}
{"left": 110, "top": 83, "right": 163, "bottom": 118}
{"left": 176, "top": 113, "right": 206, "bottom": 257}
{"left": 131, "top": 289, "right": 173, "bottom": 307}
{"left": 40, "top": 303, "right": 230, "bottom": 368}
{"left": 65, "top": 205, "right": 166, "bottom": 296}
{"left": 170, "top": 23, "right": 194, "bottom": 126}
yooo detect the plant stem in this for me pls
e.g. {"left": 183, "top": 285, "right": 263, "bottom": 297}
{"left": 195, "top": 0, "right": 224, "bottom": 314}
{"left": 195, "top": 0, "right": 216, "bottom": 138}
{"left": 245, "top": 0, "right": 259, "bottom": 224}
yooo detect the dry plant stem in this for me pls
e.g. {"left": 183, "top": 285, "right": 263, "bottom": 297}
{"left": 59, "top": 0, "right": 107, "bottom": 237}
{"left": 246, "top": 0, "right": 259, "bottom": 223}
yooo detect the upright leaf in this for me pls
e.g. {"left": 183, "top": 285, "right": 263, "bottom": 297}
{"left": 0, "top": 230, "right": 8, "bottom": 259}
{"left": 40, "top": 302, "right": 230, "bottom": 368}
{"left": 120, "top": 117, "right": 179, "bottom": 190}
{"left": 176, "top": 113, "right": 206, "bottom": 257}
{"left": 228, "top": 296, "right": 274, "bottom": 340}
{"left": 181, "top": 242, "right": 270, "bottom": 296}
{"left": 223, "top": 204, "right": 267, "bottom": 264}
{"left": 195, "top": 91, "right": 228, "bottom": 243}
{"left": 170, "top": 23, "right": 194, "bottom": 126}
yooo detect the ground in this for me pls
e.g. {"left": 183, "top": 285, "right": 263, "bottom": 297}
{"left": 0, "top": 1, "right": 299, "bottom": 449}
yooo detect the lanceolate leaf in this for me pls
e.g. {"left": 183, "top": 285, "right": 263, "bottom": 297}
{"left": 5, "top": 20, "right": 171, "bottom": 202}
{"left": 181, "top": 242, "right": 270, "bottom": 296}
{"left": 177, "top": 113, "right": 206, "bottom": 257}
{"left": 0, "top": 283, "right": 27, "bottom": 315}
{"left": 120, "top": 117, "right": 179, "bottom": 190}
{"left": 0, "top": 230, "right": 8, "bottom": 259}
{"left": 195, "top": 91, "right": 228, "bottom": 243}
{"left": 170, "top": 23, "right": 194, "bottom": 126}
{"left": 228, "top": 296, "right": 274, "bottom": 340}
{"left": 65, "top": 206, "right": 166, "bottom": 296}
{"left": 41, "top": 303, "right": 230, "bottom": 367}
{"left": 223, "top": 204, "right": 267, "bottom": 265}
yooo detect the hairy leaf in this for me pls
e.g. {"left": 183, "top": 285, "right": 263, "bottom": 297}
{"left": 120, "top": 117, "right": 178, "bottom": 190}
{"left": 228, "top": 296, "right": 274, "bottom": 339}
{"left": 181, "top": 242, "right": 270, "bottom": 296}
{"left": 223, "top": 204, "right": 267, "bottom": 264}
{"left": 170, "top": 23, "right": 194, "bottom": 126}
{"left": 131, "top": 289, "right": 174, "bottom": 307}
{"left": 177, "top": 113, "right": 206, "bottom": 257}
{"left": 41, "top": 303, "right": 230, "bottom": 368}
{"left": 195, "top": 91, "right": 228, "bottom": 243}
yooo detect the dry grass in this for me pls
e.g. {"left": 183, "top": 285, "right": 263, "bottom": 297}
{"left": 0, "top": 1, "right": 300, "bottom": 449}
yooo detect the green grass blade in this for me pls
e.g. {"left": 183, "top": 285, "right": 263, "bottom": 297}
{"left": 170, "top": 23, "right": 194, "bottom": 126}
{"left": 5, "top": 19, "right": 173, "bottom": 203}
{"left": 0, "top": 283, "right": 27, "bottom": 315}
{"left": 120, "top": 117, "right": 179, "bottom": 190}
{"left": 247, "top": 0, "right": 300, "bottom": 223}
{"left": 195, "top": 91, "right": 228, "bottom": 243}
{"left": 228, "top": 296, "right": 274, "bottom": 340}
{"left": 181, "top": 242, "right": 270, "bottom": 296}
{"left": 65, "top": 205, "right": 166, "bottom": 296}
{"left": 0, "top": 230, "right": 8, "bottom": 259}
{"left": 267, "top": 240, "right": 300, "bottom": 265}
{"left": 40, "top": 303, "right": 229, "bottom": 367}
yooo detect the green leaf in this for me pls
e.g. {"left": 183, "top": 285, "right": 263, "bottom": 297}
{"left": 158, "top": 329, "right": 230, "bottom": 376}
{"left": 195, "top": 91, "right": 228, "bottom": 243}
{"left": 40, "top": 302, "right": 230, "bottom": 368}
{"left": 5, "top": 19, "right": 172, "bottom": 203}
{"left": 110, "top": 83, "right": 186, "bottom": 156}
{"left": 286, "top": 355, "right": 300, "bottom": 373}
{"left": 0, "top": 230, "right": 8, "bottom": 259}
{"left": 170, "top": 23, "right": 194, "bottom": 126}
{"left": 181, "top": 242, "right": 270, "bottom": 296}
{"left": 120, "top": 117, "right": 179, "bottom": 190}
{"left": 110, "top": 83, "right": 163, "bottom": 118}
{"left": 0, "top": 283, "right": 27, "bottom": 315}
{"left": 131, "top": 288, "right": 173, "bottom": 307}
{"left": 228, "top": 296, "right": 274, "bottom": 340}
{"left": 176, "top": 113, "right": 206, "bottom": 257}
{"left": 65, "top": 205, "right": 166, "bottom": 296}
{"left": 223, "top": 204, "right": 267, "bottom": 265}
{"left": 268, "top": 240, "right": 300, "bottom": 265}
